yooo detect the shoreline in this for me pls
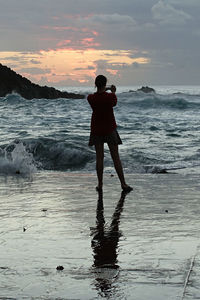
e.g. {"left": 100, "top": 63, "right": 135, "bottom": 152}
{"left": 0, "top": 172, "right": 200, "bottom": 299}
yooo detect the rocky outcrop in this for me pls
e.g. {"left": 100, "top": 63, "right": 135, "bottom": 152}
{"left": 0, "top": 64, "right": 84, "bottom": 99}
{"left": 137, "top": 86, "right": 155, "bottom": 93}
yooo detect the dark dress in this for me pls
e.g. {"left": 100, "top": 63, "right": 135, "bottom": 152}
{"left": 87, "top": 91, "right": 122, "bottom": 146}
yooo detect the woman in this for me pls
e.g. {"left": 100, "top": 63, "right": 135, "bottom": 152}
{"left": 87, "top": 75, "right": 132, "bottom": 193}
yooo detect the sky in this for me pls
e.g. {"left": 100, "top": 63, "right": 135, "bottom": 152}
{"left": 0, "top": 0, "right": 200, "bottom": 87}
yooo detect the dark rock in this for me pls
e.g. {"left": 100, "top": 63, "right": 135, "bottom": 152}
{"left": 144, "top": 166, "right": 168, "bottom": 174}
{"left": 0, "top": 64, "right": 85, "bottom": 100}
{"left": 137, "top": 86, "right": 155, "bottom": 93}
{"left": 152, "top": 168, "right": 168, "bottom": 174}
{"left": 56, "top": 265, "right": 64, "bottom": 271}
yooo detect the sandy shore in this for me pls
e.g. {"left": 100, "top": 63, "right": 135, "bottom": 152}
{"left": 0, "top": 172, "right": 200, "bottom": 299}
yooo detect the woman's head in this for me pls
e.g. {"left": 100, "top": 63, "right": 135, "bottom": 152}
{"left": 95, "top": 75, "right": 107, "bottom": 89}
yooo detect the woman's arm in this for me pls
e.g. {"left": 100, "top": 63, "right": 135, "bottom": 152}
{"left": 110, "top": 85, "right": 116, "bottom": 94}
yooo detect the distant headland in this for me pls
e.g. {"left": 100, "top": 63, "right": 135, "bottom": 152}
{"left": 0, "top": 64, "right": 84, "bottom": 100}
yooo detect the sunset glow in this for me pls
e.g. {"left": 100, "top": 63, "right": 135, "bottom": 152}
{"left": 0, "top": 49, "right": 150, "bottom": 86}
{"left": 0, "top": 1, "right": 199, "bottom": 85}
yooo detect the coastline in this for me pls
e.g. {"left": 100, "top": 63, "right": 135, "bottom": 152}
{"left": 0, "top": 171, "right": 200, "bottom": 299}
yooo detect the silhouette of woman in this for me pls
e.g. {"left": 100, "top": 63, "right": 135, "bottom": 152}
{"left": 87, "top": 75, "right": 132, "bottom": 192}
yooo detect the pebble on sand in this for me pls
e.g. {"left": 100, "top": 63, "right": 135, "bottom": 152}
{"left": 56, "top": 266, "right": 64, "bottom": 271}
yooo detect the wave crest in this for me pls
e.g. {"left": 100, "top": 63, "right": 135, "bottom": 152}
{"left": 0, "top": 141, "right": 37, "bottom": 175}
{"left": 0, "top": 138, "right": 95, "bottom": 173}
{"left": 120, "top": 92, "right": 200, "bottom": 110}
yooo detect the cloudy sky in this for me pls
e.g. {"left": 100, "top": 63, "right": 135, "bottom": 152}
{"left": 0, "top": 0, "right": 199, "bottom": 86}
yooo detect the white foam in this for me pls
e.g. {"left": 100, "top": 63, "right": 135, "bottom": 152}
{"left": 0, "top": 141, "right": 37, "bottom": 175}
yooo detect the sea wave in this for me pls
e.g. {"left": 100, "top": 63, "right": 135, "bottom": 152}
{"left": 0, "top": 138, "right": 199, "bottom": 175}
{"left": 2, "top": 90, "right": 200, "bottom": 111}
{"left": 119, "top": 91, "right": 200, "bottom": 110}
{"left": 0, "top": 139, "right": 95, "bottom": 174}
{"left": 1, "top": 87, "right": 200, "bottom": 175}
{"left": 28, "top": 137, "right": 94, "bottom": 170}
{"left": 0, "top": 92, "right": 27, "bottom": 104}
{"left": 0, "top": 141, "right": 37, "bottom": 175}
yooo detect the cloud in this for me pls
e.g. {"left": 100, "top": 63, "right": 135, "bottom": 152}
{"left": 19, "top": 67, "right": 51, "bottom": 75}
{"left": 30, "top": 59, "right": 41, "bottom": 64}
{"left": 168, "top": 0, "right": 200, "bottom": 7}
{"left": 2, "top": 56, "right": 24, "bottom": 62}
{"left": 89, "top": 13, "right": 137, "bottom": 26}
{"left": 0, "top": 1, "right": 199, "bottom": 85}
{"left": 57, "top": 40, "right": 71, "bottom": 47}
{"left": 152, "top": 0, "right": 192, "bottom": 25}
{"left": 94, "top": 55, "right": 149, "bottom": 76}
{"left": 80, "top": 38, "right": 100, "bottom": 48}
{"left": 74, "top": 65, "right": 95, "bottom": 71}
{"left": 0, "top": 53, "right": 43, "bottom": 67}
{"left": 132, "top": 62, "right": 140, "bottom": 68}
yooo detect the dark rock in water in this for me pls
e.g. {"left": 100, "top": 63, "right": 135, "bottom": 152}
{"left": 137, "top": 86, "right": 155, "bottom": 93}
{"left": 56, "top": 265, "right": 64, "bottom": 271}
{"left": 0, "top": 64, "right": 85, "bottom": 100}
{"left": 144, "top": 166, "right": 168, "bottom": 174}
{"left": 152, "top": 168, "right": 168, "bottom": 174}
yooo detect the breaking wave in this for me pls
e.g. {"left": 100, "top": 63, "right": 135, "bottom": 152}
{"left": 120, "top": 91, "right": 200, "bottom": 110}
{"left": 0, "top": 139, "right": 95, "bottom": 174}
{"left": 0, "top": 141, "right": 37, "bottom": 175}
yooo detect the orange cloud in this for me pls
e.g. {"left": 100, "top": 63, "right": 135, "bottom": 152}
{"left": 41, "top": 25, "right": 99, "bottom": 35}
{"left": 57, "top": 40, "right": 71, "bottom": 47}
{"left": 0, "top": 49, "right": 150, "bottom": 86}
{"left": 107, "top": 69, "right": 119, "bottom": 75}
{"left": 39, "top": 24, "right": 101, "bottom": 51}
{"left": 92, "top": 31, "right": 99, "bottom": 36}
{"left": 80, "top": 38, "right": 100, "bottom": 47}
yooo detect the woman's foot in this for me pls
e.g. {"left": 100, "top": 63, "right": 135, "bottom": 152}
{"left": 121, "top": 184, "right": 133, "bottom": 193}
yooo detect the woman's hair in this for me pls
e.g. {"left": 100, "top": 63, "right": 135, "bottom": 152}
{"left": 95, "top": 75, "right": 107, "bottom": 89}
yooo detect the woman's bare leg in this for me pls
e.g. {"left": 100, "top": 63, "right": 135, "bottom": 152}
{"left": 108, "top": 144, "right": 132, "bottom": 190}
{"left": 95, "top": 143, "right": 104, "bottom": 189}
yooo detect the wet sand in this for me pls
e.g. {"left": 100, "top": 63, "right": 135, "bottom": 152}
{"left": 0, "top": 172, "right": 200, "bottom": 299}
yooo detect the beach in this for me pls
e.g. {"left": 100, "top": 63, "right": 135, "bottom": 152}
{"left": 1, "top": 0, "right": 200, "bottom": 298}
{"left": 1, "top": 171, "right": 200, "bottom": 299}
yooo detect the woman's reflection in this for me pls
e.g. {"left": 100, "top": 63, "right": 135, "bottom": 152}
{"left": 91, "top": 190, "right": 128, "bottom": 296}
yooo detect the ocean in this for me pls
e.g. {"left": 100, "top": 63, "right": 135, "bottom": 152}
{"left": 1, "top": 85, "right": 200, "bottom": 300}
{"left": 0, "top": 85, "right": 200, "bottom": 175}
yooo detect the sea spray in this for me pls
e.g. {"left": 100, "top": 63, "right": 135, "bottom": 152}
{"left": 0, "top": 141, "right": 37, "bottom": 175}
